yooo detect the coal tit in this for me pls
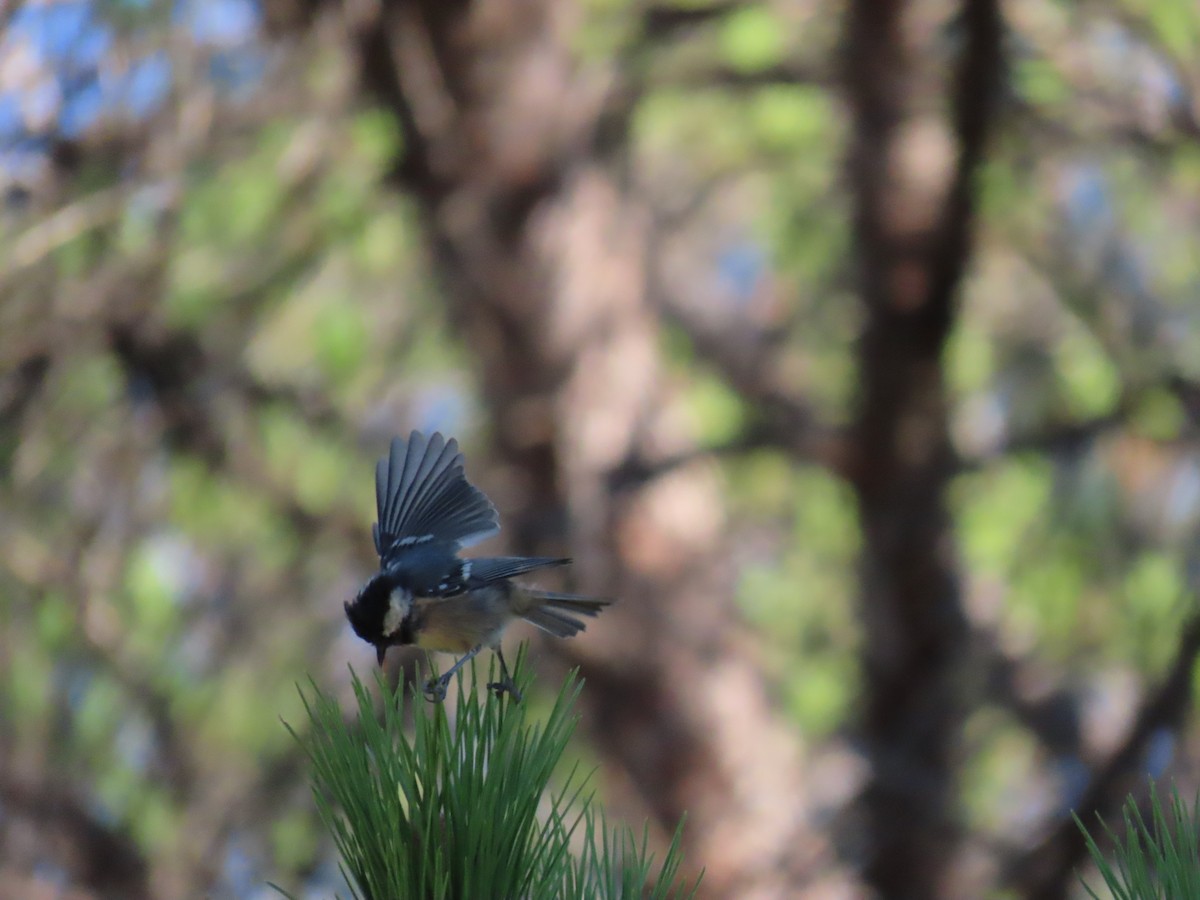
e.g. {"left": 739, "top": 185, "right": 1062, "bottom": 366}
{"left": 344, "top": 431, "right": 611, "bottom": 700}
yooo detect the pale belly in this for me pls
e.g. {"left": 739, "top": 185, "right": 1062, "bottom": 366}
{"left": 411, "top": 591, "right": 511, "bottom": 653}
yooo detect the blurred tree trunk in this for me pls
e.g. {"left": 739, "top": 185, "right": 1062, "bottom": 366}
{"left": 842, "top": 0, "right": 1001, "bottom": 897}
{"left": 341, "top": 1, "right": 842, "bottom": 895}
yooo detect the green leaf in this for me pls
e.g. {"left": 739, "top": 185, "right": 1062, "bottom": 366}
{"left": 1056, "top": 329, "right": 1120, "bottom": 419}
{"left": 1015, "top": 58, "right": 1069, "bottom": 107}
{"left": 1131, "top": 388, "right": 1184, "bottom": 441}
{"left": 314, "top": 304, "right": 369, "bottom": 383}
{"left": 271, "top": 809, "right": 320, "bottom": 872}
{"left": 749, "top": 86, "right": 830, "bottom": 150}
{"left": 126, "top": 543, "right": 178, "bottom": 639}
{"left": 350, "top": 109, "right": 403, "bottom": 172}
{"left": 1147, "top": 1, "right": 1199, "bottom": 60}
{"left": 685, "top": 375, "right": 746, "bottom": 444}
{"left": 34, "top": 590, "right": 74, "bottom": 648}
{"left": 719, "top": 6, "right": 787, "bottom": 74}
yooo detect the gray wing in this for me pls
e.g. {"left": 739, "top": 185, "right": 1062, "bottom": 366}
{"left": 372, "top": 431, "right": 500, "bottom": 560}
{"left": 465, "top": 557, "right": 570, "bottom": 586}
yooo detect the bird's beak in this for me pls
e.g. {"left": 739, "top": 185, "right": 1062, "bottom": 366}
{"left": 376, "top": 645, "right": 387, "bottom": 667}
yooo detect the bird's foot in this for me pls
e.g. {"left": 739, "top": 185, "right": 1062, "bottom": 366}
{"left": 423, "top": 676, "right": 450, "bottom": 703}
{"left": 487, "top": 678, "right": 523, "bottom": 703}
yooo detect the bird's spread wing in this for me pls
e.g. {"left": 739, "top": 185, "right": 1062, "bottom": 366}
{"left": 464, "top": 556, "right": 570, "bottom": 587}
{"left": 397, "top": 554, "right": 570, "bottom": 599}
{"left": 373, "top": 431, "right": 500, "bottom": 563}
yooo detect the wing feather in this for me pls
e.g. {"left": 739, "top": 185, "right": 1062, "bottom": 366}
{"left": 373, "top": 431, "right": 500, "bottom": 561}
{"left": 398, "top": 435, "right": 455, "bottom": 538}
{"left": 399, "top": 432, "right": 449, "bottom": 535}
{"left": 466, "top": 557, "right": 570, "bottom": 586}
{"left": 387, "top": 431, "right": 427, "bottom": 539}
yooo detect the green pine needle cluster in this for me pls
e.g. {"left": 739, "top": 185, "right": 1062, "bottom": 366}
{"left": 278, "top": 649, "right": 698, "bottom": 899}
{"left": 1076, "top": 781, "right": 1200, "bottom": 899}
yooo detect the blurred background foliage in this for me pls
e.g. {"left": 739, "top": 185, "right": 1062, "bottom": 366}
{"left": 4, "top": 0, "right": 1200, "bottom": 898}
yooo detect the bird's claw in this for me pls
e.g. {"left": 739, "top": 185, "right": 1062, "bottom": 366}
{"left": 487, "top": 679, "right": 523, "bottom": 703}
{"left": 423, "top": 676, "right": 449, "bottom": 703}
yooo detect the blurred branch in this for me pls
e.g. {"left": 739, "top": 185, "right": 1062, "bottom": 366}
{"left": 104, "top": 317, "right": 369, "bottom": 556}
{"left": 1167, "top": 375, "right": 1200, "bottom": 431}
{"left": 108, "top": 323, "right": 226, "bottom": 465}
{"left": 992, "top": 411, "right": 1127, "bottom": 457}
{"left": 639, "top": 1, "right": 744, "bottom": 40}
{"left": 1082, "top": 1, "right": 1200, "bottom": 138}
{"left": 657, "top": 59, "right": 831, "bottom": 91}
{"left": 4, "top": 187, "right": 129, "bottom": 273}
{"left": 951, "top": 375, "right": 1200, "bottom": 473}
{"left": 976, "top": 628, "right": 1083, "bottom": 759}
{"left": 0, "top": 354, "right": 50, "bottom": 445}
{"left": 1008, "top": 4, "right": 1200, "bottom": 154}
{"left": 841, "top": 0, "right": 1003, "bottom": 894}
{"left": 955, "top": 408, "right": 1128, "bottom": 473}
{"left": 350, "top": 4, "right": 441, "bottom": 194}
{"left": 0, "top": 770, "right": 150, "bottom": 900}
{"left": 606, "top": 428, "right": 774, "bottom": 491}
{"left": 653, "top": 287, "right": 853, "bottom": 477}
{"left": 1006, "top": 607, "right": 1200, "bottom": 900}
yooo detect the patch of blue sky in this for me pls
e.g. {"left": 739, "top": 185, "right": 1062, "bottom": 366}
{"left": 63, "top": 20, "right": 111, "bottom": 73}
{"left": 126, "top": 180, "right": 176, "bottom": 225}
{"left": 2, "top": 0, "right": 266, "bottom": 174}
{"left": 20, "top": 79, "right": 62, "bottom": 132}
{"left": 58, "top": 78, "right": 104, "bottom": 136}
{"left": 177, "top": 0, "right": 261, "bottom": 48}
{"left": 87, "top": 789, "right": 122, "bottom": 826}
{"left": 1062, "top": 164, "right": 1112, "bottom": 237}
{"left": 414, "top": 383, "right": 472, "bottom": 437}
{"left": 0, "top": 144, "right": 50, "bottom": 186}
{"left": 209, "top": 46, "right": 268, "bottom": 97}
{"left": 9, "top": 1, "right": 99, "bottom": 65}
{"left": 716, "top": 239, "right": 767, "bottom": 305}
{"left": 1, "top": 1, "right": 112, "bottom": 140}
{"left": 221, "top": 833, "right": 265, "bottom": 899}
{"left": 31, "top": 861, "right": 71, "bottom": 892}
{"left": 0, "top": 0, "right": 262, "bottom": 147}
{"left": 1166, "top": 461, "right": 1200, "bottom": 530}
{"left": 143, "top": 531, "right": 205, "bottom": 606}
{"left": 297, "top": 864, "right": 352, "bottom": 897}
{"left": 1143, "top": 727, "right": 1175, "bottom": 781}
{"left": 301, "top": 860, "right": 349, "bottom": 899}
{"left": 1050, "top": 754, "right": 1089, "bottom": 814}
{"left": 0, "top": 94, "right": 23, "bottom": 141}
{"left": 1102, "top": 241, "right": 1150, "bottom": 301}
{"left": 60, "top": 663, "right": 95, "bottom": 714}
{"left": 122, "top": 50, "right": 172, "bottom": 118}
{"left": 115, "top": 713, "right": 156, "bottom": 772}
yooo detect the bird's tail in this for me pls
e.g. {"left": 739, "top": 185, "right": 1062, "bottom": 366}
{"left": 519, "top": 590, "right": 614, "bottom": 639}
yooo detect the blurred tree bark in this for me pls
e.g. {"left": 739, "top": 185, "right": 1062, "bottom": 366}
{"left": 842, "top": 0, "right": 1001, "bottom": 896}
{"left": 338, "top": 0, "right": 841, "bottom": 895}
{"left": 10, "top": 0, "right": 1200, "bottom": 897}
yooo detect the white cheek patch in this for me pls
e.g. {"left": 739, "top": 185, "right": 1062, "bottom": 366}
{"left": 382, "top": 589, "right": 410, "bottom": 637}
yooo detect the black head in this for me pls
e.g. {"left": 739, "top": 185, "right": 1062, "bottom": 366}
{"left": 345, "top": 573, "right": 411, "bottom": 664}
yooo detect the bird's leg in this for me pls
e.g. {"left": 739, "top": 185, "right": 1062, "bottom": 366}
{"left": 487, "top": 646, "right": 522, "bottom": 702}
{"left": 423, "top": 645, "right": 483, "bottom": 703}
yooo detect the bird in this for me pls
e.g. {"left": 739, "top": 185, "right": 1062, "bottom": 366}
{"left": 344, "top": 430, "right": 612, "bottom": 701}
